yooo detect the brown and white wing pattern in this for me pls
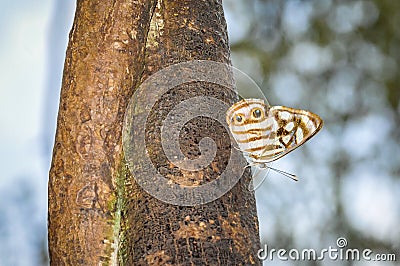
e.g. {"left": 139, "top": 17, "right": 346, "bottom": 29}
{"left": 226, "top": 98, "right": 275, "bottom": 163}
{"left": 256, "top": 106, "right": 323, "bottom": 163}
{"left": 226, "top": 99, "right": 323, "bottom": 165}
{"left": 226, "top": 98, "right": 275, "bottom": 189}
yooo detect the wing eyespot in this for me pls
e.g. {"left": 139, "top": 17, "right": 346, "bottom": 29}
{"left": 251, "top": 108, "right": 263, "bottom": 119}
{"left": 233, "top": 114, "right": 244, "bottom": 125}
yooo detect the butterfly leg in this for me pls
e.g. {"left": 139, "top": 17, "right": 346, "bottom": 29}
{"left": 248, "top": 166, "right": 269, "bottom": 191}
{"left": 249, "top": 160, "right": 298, "bottom": 181}
{"left": 243, "top": 161, "right": 264, "bottom": 171}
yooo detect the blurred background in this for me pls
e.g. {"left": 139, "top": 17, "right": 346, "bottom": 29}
{"left": 1, "top": 0, "right": 399, "bottom": 265}
{"left": 225, "top": 0, "right": 400, "bottom": 265}
{"left": 0, "top": 1, "right": 75, "bottom": 265}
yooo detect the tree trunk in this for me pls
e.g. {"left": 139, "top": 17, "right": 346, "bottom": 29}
{"left": 48, "top": 0, "right": 261, "bottom": 265}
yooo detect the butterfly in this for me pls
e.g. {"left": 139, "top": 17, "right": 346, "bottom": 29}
{"left": 226, "top": 98, "right": 323, "bottom": 190}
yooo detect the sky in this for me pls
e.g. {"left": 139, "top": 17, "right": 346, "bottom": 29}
{"left": 0, "top": 0, "right": 50, "bottom": 182}
{"left": 0, "top": 0, "right": 75, "bottom": 265}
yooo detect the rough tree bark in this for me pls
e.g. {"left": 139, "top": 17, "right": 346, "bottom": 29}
{"left": 48, "top": 0, "right": 261, "bottom": 265}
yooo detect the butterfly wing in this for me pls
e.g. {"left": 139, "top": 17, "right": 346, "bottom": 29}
{"left": 226, "top": 99, "right": 276, "bottom": 189}
{"left": 227, "top": 100, "right": 323, "bottom": 186}
{"left": 255, "top": 106, "right": 323, "bottom": 163}
{"left": 248, "top": 165, "right": 271, "bottom": 191}
{"left": 226, "top": 99, "right": 276, "bottom": 164}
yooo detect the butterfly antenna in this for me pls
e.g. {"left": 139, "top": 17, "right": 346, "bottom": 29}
{"left": 267, "top": 166, "right": 298, "bottom": 181}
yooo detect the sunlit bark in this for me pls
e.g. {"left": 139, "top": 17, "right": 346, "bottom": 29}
{"left": 48, "top": 0, "right": 260, "bottom": 265}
